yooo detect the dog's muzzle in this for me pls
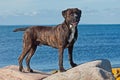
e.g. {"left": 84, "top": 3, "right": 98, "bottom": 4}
{"left": 71, "top": 22, "right": 78, "bottom": 27}
{"left": 70, "top": 13, "right": 80, "bottom": 27}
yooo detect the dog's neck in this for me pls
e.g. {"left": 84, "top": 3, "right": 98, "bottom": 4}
{"left": 68, "top": 24, "right": 76, "bottom": 43}
{"left": 70, "top": 25, "right": 73, "bottom": 28}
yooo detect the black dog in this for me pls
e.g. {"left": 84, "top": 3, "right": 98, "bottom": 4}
{"left": 14, "top": 8, "right": 82, "bottom": 72}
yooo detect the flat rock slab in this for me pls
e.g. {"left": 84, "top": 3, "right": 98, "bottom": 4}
{"left": 0, "top": 65, "right": 50, "bottom": 80}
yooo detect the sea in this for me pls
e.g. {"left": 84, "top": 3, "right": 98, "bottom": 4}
{"left": 0, "top": 24, "right": 120, "bottom": 72}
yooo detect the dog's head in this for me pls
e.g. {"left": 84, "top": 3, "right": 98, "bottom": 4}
{"left": 62, "top": 8, "right": 82, "bottom": 27}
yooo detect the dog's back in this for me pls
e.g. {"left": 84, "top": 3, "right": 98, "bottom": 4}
{"left": 22, "top": 26, "right": 61, "bottom": 48}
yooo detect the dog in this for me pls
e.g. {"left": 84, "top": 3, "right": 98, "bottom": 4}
{"left": 14, "top": 8, "right": 82, "bottom": 72}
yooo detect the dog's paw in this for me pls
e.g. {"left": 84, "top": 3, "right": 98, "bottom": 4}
{"left": 27, "top": 68, "right": 33, "bottom": 73}
{"left": 71, "top": 63, "right": 77, "bottom": 67}
{"left": 60, "top": 68, "right": 66, "bottom": 72}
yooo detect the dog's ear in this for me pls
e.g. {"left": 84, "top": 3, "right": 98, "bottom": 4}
{"left": 76, "top": 8, "right": 82, "bottom": 17}
{"left": 62, "top": 9, "right": 67, "bottom": 18}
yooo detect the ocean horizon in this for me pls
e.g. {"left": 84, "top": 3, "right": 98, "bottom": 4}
{"left": 0, "top": 24, "right": 120, "bottom": 72}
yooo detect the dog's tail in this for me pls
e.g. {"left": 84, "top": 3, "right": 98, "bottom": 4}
{"left": 13, "top": 27, "right": 29, "bottom": 32}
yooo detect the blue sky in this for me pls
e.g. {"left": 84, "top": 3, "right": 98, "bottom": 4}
{"left": 0, "top": 0, "right": 120, "bottom": 25}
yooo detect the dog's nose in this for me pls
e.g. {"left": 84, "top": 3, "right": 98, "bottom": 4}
{"left": 74, "top": 14, "right": 78, "bottom": 18}
{"left": 74, "top": 14, "right": 79, "bottom": 20}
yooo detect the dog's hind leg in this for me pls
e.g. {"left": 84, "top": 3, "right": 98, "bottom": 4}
{"left": 18, "top": 43, "right": 32, "bottom": 72}
{"left": 26, "top": 45, "right": 37, "bottom": 72}
{"left": 18, "top": 34, "right": 32, "bottom": 72}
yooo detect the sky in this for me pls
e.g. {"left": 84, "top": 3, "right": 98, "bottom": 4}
{"left": 0, "top": 0, "right": 120, "bottom": 25}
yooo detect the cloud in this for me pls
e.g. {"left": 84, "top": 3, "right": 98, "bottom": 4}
{"left": 101, "top": 8, "right": 120, "bottom": 16}
{"left": 82, "top": 6, "right": 120, "bottom": 17}
{"left": 0, "top": 10, "right": 41, "bottom": 17}
{"left": 22, "top": 11, "right": 40, "bottom": 16}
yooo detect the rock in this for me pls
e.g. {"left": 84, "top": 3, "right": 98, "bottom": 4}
{"left": 112, "top": 68, "right": 120, "bottom": 80}
{"left": 0, "top": 65, "right": 50, "bottom": 80}
{"left": 0, "top": 59, "right": 115, "bottom": 80}
{"left": 44, "top": 59, "right": 115, "bottom": 80}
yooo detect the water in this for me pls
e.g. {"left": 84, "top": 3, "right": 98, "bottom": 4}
{"left": 0, "top": 24, "right": 120, "bottom": 72}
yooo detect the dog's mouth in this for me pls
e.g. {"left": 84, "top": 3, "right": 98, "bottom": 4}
{"left": 70, "top": 21, "right": 78, "bottom": 27}
{"left": 70, "top": 18, "right": 80, "bottom": 27}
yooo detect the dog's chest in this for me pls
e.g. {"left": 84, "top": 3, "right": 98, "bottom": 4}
{"left": 68, "top": 25, "right": 76, "bottom": 43}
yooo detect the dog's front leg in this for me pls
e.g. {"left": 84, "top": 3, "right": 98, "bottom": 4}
{"left": 58, "top": 47, "right": 66, "bottom": 72}
{"left": 68, "top": 45, "right": 77, "bottom": 67}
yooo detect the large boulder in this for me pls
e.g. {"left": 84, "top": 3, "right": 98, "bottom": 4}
{"left": 0, "top": 59, "right": 115, "bottom": 80}
{"left": 44, "top": 59, "right": 115, "bottom": 80}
